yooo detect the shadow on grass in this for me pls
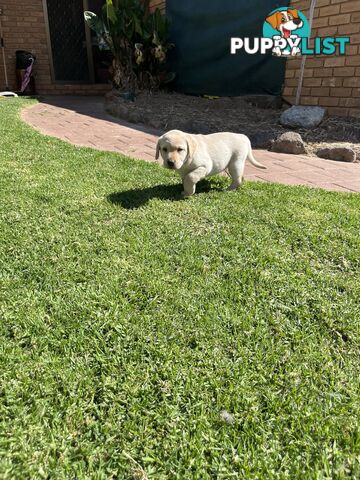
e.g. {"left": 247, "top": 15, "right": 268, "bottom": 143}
{"left": 108, "top": 179, "right": 217, "bottom": 209}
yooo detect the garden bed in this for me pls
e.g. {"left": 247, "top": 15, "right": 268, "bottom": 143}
{"left": 105, "top": 90, "right": 360, "bottom": 160}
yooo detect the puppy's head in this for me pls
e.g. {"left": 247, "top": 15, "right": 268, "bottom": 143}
{"left": 266, "top": 9, "right": 303, "bottom": 38}
{"left": 155, "top": 130, "right": 196, "bottom": 170}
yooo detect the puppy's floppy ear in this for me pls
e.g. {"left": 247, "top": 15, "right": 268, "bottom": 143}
{"left": 155, "top": 137, "right": 161, "bottom": 160}
{"left": 186, "top": 134, "right": 197, "bottom": 160}
{"left": 266, "top": 11, "right": 280, "bottom": 30}
{"left": 288, "top": 8, "right": 299, "bottom": 19}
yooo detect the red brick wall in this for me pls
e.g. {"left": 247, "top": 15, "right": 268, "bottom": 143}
{"left": 283, "top": 0, "right": 360, "bottom": 117}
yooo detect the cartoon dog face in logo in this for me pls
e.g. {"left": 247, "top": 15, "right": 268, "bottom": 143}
{"left": 266, "top": 9, "right": 303, "bottom": 39}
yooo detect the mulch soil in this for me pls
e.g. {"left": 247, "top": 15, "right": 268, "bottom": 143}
{"left": 106, "top": 91, "right": 360, "bottom": 159}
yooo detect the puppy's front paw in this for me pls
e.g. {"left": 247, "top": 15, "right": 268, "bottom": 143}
{"left": 227, "top": 184, "right": 240, "bottom": 191}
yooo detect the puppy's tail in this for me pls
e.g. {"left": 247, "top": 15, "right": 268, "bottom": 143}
{"left": 247, "top": 148, "right": 266, "bottom": 169}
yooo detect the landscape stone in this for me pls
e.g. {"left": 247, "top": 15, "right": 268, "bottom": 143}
{"left": 280, "top": 105, "right": 326, "bottom": 129}
{"left": 316, "top": 146, "right": 356, "bottom": 163}
{"left": 272, "top": 131, "right": 306, "bottom": 154}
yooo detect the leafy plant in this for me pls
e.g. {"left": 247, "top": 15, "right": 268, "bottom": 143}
{"left": 84, "top": 0, "right": 175, "bottom": 94}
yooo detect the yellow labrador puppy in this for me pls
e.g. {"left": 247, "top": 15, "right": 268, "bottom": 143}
{"left": 156, "top": 130, "right": 266, "bottom": 197}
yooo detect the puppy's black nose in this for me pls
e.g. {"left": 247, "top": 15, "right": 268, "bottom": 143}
{"left": 167, "top": 160, "right": 175, "bottom": 168}
{"left": 293, "top": 18, "right": 301, "bottom": 25}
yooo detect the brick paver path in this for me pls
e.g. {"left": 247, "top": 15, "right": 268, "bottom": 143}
{"left": 22, "top": 96, "right": 360, "bottom": 193}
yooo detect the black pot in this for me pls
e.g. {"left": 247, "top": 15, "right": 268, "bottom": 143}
{"left": 16, "top": 50, "right": 36, "bottom": 69}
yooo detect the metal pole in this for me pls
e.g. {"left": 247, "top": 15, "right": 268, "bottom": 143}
{"left": 295, "top": 0, "right": 317, "bottom": 105}
{"left": 0, "top": 8, "right": 9, "bottom": 90}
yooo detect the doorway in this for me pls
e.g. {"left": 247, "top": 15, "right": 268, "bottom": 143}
{"left": 44, "top": 0, "right": 110, "bottom": 84}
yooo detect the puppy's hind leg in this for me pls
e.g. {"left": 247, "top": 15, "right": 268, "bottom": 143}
{"left": 227, "top": 153, "right": 246, "bottom": 191}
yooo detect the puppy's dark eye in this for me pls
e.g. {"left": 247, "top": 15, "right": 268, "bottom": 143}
{"left": 281, "top": 17, "right": 286, "bottom": 23}
{"left": 163, "top": 147, "right": 168, "bottom": 152}
{"left": 177, "top": 148, "right": 183, "bottom": 152}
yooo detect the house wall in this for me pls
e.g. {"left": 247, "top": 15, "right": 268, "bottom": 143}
{"left": 0, "top": 0, "right": 166, "bottom": 94}
{"left": 0, "top": 0, "right": 110, "bottom": 94}
{"left": 1, "top": 0, "right": 358, "bottom": 116}
{"left": 283, "top": 0, "right": 360, "bottom": 117}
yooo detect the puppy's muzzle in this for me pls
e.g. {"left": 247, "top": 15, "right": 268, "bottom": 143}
{"left": 167, "top": 160, "right": 175, "bottom": 169}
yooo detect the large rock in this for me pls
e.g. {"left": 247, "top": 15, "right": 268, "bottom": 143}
{"left": 280, "top": 106, "right": 326, "bottom": 129}
{"left": 316, "top": 146, "right": 356, "bottom": 163}
{"left": 272, "top": 132, "right": 306, "bottom": 154}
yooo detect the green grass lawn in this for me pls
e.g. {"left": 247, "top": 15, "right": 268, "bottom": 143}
{"left": 0, "top": 99, "right": 359, "bottom": 479}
